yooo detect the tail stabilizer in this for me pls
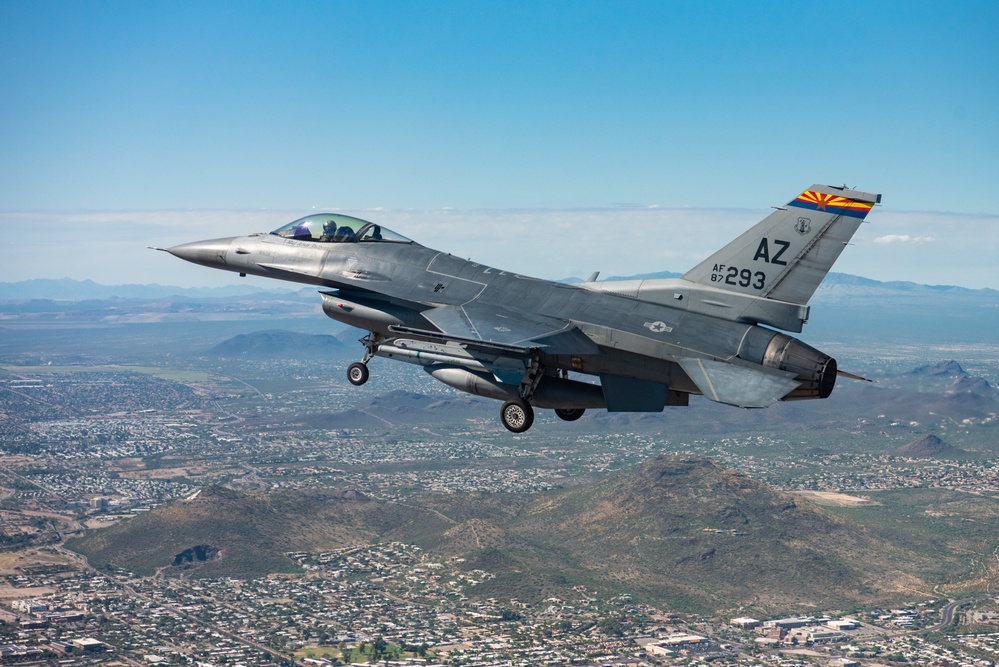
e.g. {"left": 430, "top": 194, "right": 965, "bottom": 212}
{"left": 676, "top": 357, "right": 801, "bottom": 408}
{"left": 682, "top": 184, "right": 880, "bottom": 305}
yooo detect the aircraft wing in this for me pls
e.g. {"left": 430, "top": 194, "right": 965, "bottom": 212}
{"left": 676, "top": 357, "right": 801, "bottom": 408}
{"left": 418, "top": 303, "right": 602, "bottom": 355}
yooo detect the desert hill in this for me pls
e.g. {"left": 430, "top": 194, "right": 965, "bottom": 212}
{"left": 210, "top": 329, "right": 345, "bottom": 357}
{"left": 66, "top": 486, "right": 452, "bottom": 579}
{"left": 496, "top": 457, "right": 941, "bottom": 611}
{"left": 910, "top": 360, "right": 968, "bottom": 378}
{"left": 299, "top": 389, "right": 494, "bottom": 430}
{"left": 894, "top": 434, "right": 967, "bottom": 459}
{"left": 67, "top": 456, "right": 967, "bottom": 613}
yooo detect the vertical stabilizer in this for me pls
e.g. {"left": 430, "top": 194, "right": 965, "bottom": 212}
{"left": 682, "top": 184, "right": 880, "bottom": 305}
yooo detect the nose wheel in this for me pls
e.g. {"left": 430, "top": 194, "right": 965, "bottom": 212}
{"left": 347, "top": 362, "right": 369, "bottom": 386}
{"left": 347, "top": 333, "right": 379, "bottom": 386}
{"left": 500, "top": 398, "right": 534, "bottom": 433}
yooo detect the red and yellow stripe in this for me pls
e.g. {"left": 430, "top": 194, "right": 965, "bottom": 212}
{"left": 790, "top": 190, "right": 875, "bottom": 218}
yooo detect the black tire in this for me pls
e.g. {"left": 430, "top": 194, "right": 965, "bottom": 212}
{"left": 347, "top": 362, "right": 369, "bottom": 386}
{"left": 500, "top": 398, "right": 534, "bottom": 433}
{"left": 554, "top": 408, "right": 585, "bottom": 422}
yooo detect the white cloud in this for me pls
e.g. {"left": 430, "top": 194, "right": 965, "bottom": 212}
{"left": 1, "top": 206, "right": 996, "bottom": 290}
{"left": 873, "top": 234, "right": 935, "bottom": 244}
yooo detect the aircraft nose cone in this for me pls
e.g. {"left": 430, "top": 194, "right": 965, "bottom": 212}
{"left": 166, "top": 237, "right": 237, "bottom": 268}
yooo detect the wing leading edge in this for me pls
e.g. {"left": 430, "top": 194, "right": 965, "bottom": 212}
{"left": 420, "top": 303, "right": 601, "bottom": 355}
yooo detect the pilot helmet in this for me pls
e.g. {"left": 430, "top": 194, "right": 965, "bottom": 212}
{"left": 322, "top": 219, "right": 338, "bottom": 235}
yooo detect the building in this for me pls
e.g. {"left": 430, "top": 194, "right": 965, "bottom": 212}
{"left": 71, "top": 637, "right": 106, "bottom": 652}
{"left": 11, "top": 598, "right": 48, "bottom": 614}
{"left": 731, "top": 617, "right": 760, "bottom": 629}
{"left": 764, "top": 617, "right": 814, "bottom": 629}
{"left": 785, "top": 626, "right": 846, "bottom": 645}
{"left": 50, "top": 641, "right": 75, "bottom": 654}
{"left": 646, "top": 635, "right": 708, "bottom": 656}
{"left": 646, "top": 644, "right": 676, "bottom": 657}
{"left": 803, "top": 627, "right": 846, "bottom": 643}
{"left": 0, "top": 645, "right": 43, "bottom": 659}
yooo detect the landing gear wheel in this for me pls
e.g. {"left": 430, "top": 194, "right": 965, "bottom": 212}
{"left": 347, "top": 362, "right": 369, "bottom": 386}
{"left": 500, "top": 398, "right": 535, "bottom": 433}
{"left": 554, "top": 408, "right": 585, "bottom": 422}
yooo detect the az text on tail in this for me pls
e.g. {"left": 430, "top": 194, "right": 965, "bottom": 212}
{"left": 682, "top": 184, "right": 880, "bottom": 306}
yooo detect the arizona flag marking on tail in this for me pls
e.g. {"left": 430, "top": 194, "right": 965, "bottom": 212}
{"left": 680, "top": 184, "right": 881, "bottom": 310}
{"left": 790, "top": 190, "right": 875, "bottom": 218}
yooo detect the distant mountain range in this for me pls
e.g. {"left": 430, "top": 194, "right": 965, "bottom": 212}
{"left": 0, "top": 273, "right": 994, "bottom": 301}
{"left": 0, "top": 278, "right": 303, "bottom": 301}
{"left": 2, "top": 274, "right": 996, "bottom": 345}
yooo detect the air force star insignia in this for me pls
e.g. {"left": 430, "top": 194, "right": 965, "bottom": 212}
{"left": 644, "top": 321, "right": 672, "bottom": 334}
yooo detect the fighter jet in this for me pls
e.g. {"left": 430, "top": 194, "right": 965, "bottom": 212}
{"left": 162, "top": 184, "right": 880, "bottom": 432}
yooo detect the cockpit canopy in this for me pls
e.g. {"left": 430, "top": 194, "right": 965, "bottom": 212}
{"left": 270, "top": 213, "right": 414, "bottom": 244}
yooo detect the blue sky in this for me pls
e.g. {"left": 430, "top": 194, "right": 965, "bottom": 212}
{"left": 1, "top": 0, "right": 997, "bottom": 288}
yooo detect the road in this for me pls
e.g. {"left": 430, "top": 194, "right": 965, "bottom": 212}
{"left": 925, "top": 597, "right": 981, "bottom": 633}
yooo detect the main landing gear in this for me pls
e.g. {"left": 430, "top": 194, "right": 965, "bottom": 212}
{"left": 499, "top": 403, "right": 585, "bottom": 432}
{"left": 346, "top": 362, "right": 369, "bottom": 386}
{"left": 554, "top": 407, "right": 585, "bottom": 422}
{"left": 500, "top": 398, "right": 534, "bottom": 433}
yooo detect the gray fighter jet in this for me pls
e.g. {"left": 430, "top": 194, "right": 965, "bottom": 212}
{"left": 163, "top": 184, "right": 880, "bottom": 432}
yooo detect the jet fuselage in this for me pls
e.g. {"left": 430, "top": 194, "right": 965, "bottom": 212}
{"left": 164, "top": 184, "right": 880, "bottom": 432}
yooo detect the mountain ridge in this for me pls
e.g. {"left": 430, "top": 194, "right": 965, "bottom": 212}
{"left": 66, "top": 455, "right": 992, "bottom": 614}
{"left": 1, "top": 272, "right": 994, "bottom": 301}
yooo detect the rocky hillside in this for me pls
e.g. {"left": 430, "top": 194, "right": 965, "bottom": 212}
{"left": 67, "top": 456, "right": 980, "bottom": 613}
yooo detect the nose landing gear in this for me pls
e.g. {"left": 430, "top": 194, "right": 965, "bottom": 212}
{"left": 346, "top": 333, "right": 379, "bottom": 386}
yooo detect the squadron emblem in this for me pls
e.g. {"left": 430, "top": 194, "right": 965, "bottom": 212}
{"left": 794, "top": 217, "right": 811, "bottom": 235}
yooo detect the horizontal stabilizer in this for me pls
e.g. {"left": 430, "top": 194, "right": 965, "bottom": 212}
{"left": 677, "top": 357, "right": 800, "bottom": 408}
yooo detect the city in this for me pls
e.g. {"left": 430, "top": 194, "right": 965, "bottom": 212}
{"left": 0, "top": 321, "right": 998, "bottom": 665}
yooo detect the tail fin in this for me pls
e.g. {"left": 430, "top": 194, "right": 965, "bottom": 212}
{"left": 682, "top": 184, "right": 881, "bottom": 305}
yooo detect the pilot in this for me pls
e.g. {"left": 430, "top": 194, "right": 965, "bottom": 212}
{"left": 292, "top": 221, "right": 313, "bottom": 240}
{"left": 319, "top": 220, "right": 338, "bottom": 242}
{"left": 332, "top": 226, "right": 355, "bottom": 243}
